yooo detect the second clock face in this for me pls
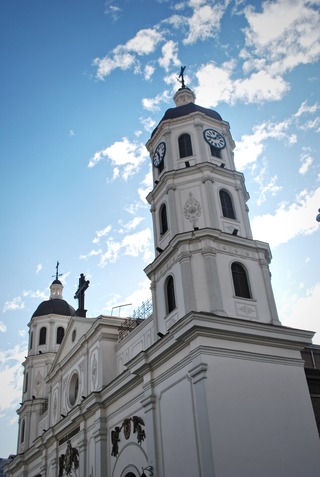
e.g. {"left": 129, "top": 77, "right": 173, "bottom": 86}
{"left": 203, "top": 129, "right": 226, "bottom": 149}
{"left": 153, "top": 141, "right": 166, "bottom": 167}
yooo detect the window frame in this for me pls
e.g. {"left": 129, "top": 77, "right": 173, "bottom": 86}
{"left": 219, "top": 189, "right": 236, "bottom": 220}
{"left": 166, "top": 275, "right": 176, "bottom": 314}
{"left": 231, "top": 262, "right": 252, "bottom": 299}
{"left": 178, "top": 133, "right": 193, "bottom": 159}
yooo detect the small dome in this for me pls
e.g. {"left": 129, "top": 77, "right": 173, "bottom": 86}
{"left": 152, "top": 102, "right": 222, "bottom": 137}
{"left": 32, "top": 298, "right": 75, "bottom": 318}
{"left": 52, "top": 279, "right": 62, "bottom": 285}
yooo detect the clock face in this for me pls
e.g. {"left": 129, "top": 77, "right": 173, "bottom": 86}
{"left": 153, "top": 142, "right": 166, "bottom": 167}
{"left": 203, "top": 129, "right": 226, "bottom": 149}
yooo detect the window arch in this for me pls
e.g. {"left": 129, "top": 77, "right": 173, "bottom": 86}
{"left": 219, "top": 189, "right": 236, "bottom": 219}
{"left": 56, "top": 326, "right": 65, "bottom": 344}
{"left": 231, "top": 262, "right": 251, "bottom": 299}
{"left": 166, "top": 275, "right": 176, "bottom": 314}
{"left": 160, "top": 203, "right": 168, "bottom": 235}
{"left": 178, "top": 133, "right": 193, "bottom": 158}
{"left": 39, "top": 326, "right": 47, "bottom": 345}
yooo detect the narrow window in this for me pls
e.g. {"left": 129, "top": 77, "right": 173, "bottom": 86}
{"left": 220, "top": 190, "right": 235, "bottom": 219}
{"left": 24, "top": 372, "right": 28, "bottom": 393}
{"left": 56, "top": 326, "right": 65, "bottom": 344}
{"left": 160, "top": 204, "right": 168, "bottom": 235}
{"left": 210, "top": 145, "right": 221, "bottom": 158}
{"left": 20, "top": 419, "right": 25, "bottom": 443}
{"left": 39, "top": 327, "right": 47, "bottom": 345}
{"left": 178, "top": 133, "right": 193, "bottom": 158}
{"left": 232, "top": 262, "right": 251, "bottom": 298}
{"left": 166, "top": 276, "right": 176, "bottom": 313}
{"left": 29, "top": 331, "right": 33, "bottom": 350}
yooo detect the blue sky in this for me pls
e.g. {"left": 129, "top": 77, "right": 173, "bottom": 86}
{"left": 1, "top": 0, "right": 319, "bottom": 457}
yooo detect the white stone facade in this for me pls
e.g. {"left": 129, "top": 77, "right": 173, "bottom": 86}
{"left": 5, "top": 87, "right": 320, "bottom": 477}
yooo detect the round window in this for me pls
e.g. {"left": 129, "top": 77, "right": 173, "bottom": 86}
{"left": 69, "top": 372, "right": 79, "bottom": 406}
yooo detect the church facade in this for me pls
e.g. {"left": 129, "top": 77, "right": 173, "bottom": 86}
{"left": 5, "top": 83, "right": 320, "bottom": 477}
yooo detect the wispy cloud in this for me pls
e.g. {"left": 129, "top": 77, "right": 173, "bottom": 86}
{"left": 251, "top": 187, "right": 320, "bottom": 248}
{"left": 88, "top": 137, "right": 149, "bottom": 180}
{"left": 0, "top": 344, "right": 27, "bottom": 417}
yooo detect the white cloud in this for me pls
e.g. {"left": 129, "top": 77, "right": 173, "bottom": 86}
{"left": 234, "top": 118, "right": 292, "bottom": 171}
{"left": 118, "top": 217, "right": 145, "bottom": 234}
{"left": 195, "top": 63, "right": 289, "bottom": 107}
{"left": 279, "top": 282, "right": 320, "bottom": 341}
{"left": 294, "top": 100, "right": 320, "bottom": 117}
{"left": 138, "top": 168, "right": 153, "bottom": 203}
{"left": 93, "top": 28, "right": 162, "bottom": 80}
{"left": 299, "top": 148, "right": 314, "bottom": 175}
{"left": 79, "top": 249, "right": 102, "bottom": 260}
{"left": 124, "top": 29, "right": 163, "bottom": 55}
{"left": 124, "top": 278, "right": 152, "bottom": 314}
{"left": 0, "top": 344, "right": 27, "bottom": 416}
{"left": 183, "top": 3, "right": 225, "bottom": 45}
{"left": 92, "top": 225, "right": 112, "bottom": 243}
{"left": 22, "top": 289, "right": 47, "bottom": 300}
{"left": 0, "top": 322, "right": 7, "bottom": 332}
{"left": 254, "top": 161, "right": 282, "bottom": 205}
{"left": 35, "top": 263, "right": 42, "bottom": 274}
{"left": 243, "top": 0, "right": 320, "bottom": 75}
{"left": 142, "top": 90, "right": 171, "bottom": 112}
{"left": 3, "top": 296, "right": 24, "bottom": 313}
{"left": 144, "top": 64, "right": 155, "bottom": 80}
{"left": 89, "top": 138, "right": 148, "bottom": 180}
{"left": 140, "top": 116, "right": 156, "bottom": 132}
{"left": 251, "top": 187, "right": 320, "bottom": 248}
{"left": 158, "top": 41, "right": 180, "bottom": 72}
{"left": 98, "top": 228, "right": 152, "bottom": 268}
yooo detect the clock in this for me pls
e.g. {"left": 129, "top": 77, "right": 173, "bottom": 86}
{"left": 203, "top": 129, "right": 226, "bottom": 149}
{"left": 153, "top": 142, "right": 166, "bottom": 167}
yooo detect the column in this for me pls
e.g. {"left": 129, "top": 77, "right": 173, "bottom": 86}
{"left": 141, "top": 385, "right": 158, "bottom": 477}
{"left": 259, "top": 258, "right": 281, "bottom": 324}
{"left": 94, "top": 427, "right": 108, "bottom": 476}
{"left": 179, "top": 252, "right": 196, "bottom": 313}
{"left": 202, "top": 247, "right": 226, "bottom": 315}
{"left": 189, "top": 360, "right": 216, "bottom": 477}
{"left": 79, "top": 433, "right": 87, "bottom": 477}
{"left": 163, "top": 130, "right": 173, "bottom": 170}
{"left": 235, "top": 183, "right": 253, "bottom": 239}
{"left": 202, "top": 176, "right": 218, "bottom": 228}
{"left": 166, "top": 185, "right": 178, "bottom": 237}
{"left": 195, "top": 122, "right": 207, "bottom": 161}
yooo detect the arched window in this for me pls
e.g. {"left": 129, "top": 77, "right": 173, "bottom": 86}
{"left": 231, "top": 262, "right": 251, "bottom": 299}
{"left": 166, "top": 275, "right": 176, "bottom": 314}
{"left": 39, "top": 327, "right": 47, "bottom": 345}
{"left": 20, "top": 419, "right": 25, "bottom": 443}
{"left": 220, "top": 190, "right": 235, "bottom": 219}
{"left": 56, "top": 326, "right": 65, "bottom": 344}
{"left": 178, "top": 133, "right": 193, "bottom": 158}
{"left": 160, "top": 203, "right": 168, "bottom": 235}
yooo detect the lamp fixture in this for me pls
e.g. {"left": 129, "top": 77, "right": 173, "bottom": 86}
{"left": 185, "top": 161, "right": 190, "bottom": 167}
{"left": 156, "top": 247, "right": 163, "bottom": 253}
{"left": 157, "top": 332, "right": 165, "bottom": 338}
{"left": 232, "top": 229, "right": 238, "bottom": 236}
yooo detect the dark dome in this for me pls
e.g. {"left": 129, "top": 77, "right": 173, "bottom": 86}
{"left": 152, "top": 102, "right": 222, "bottom": 137}
{"left": 51, "top": 279, "right": 62, "bottom": 285}
{"left": 32, "top": 298, "right": 75, "bottom": 318}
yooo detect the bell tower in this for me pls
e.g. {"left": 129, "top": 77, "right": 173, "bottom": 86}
{"left": 145, "top": 78, "right": 280, "bottom": 336}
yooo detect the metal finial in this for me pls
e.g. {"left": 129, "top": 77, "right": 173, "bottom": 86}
{"left": 53, "top": 261, "right": 63, "bottom": 280}
{"left": 177, "top": 66, "right": 186, "bottom": 88}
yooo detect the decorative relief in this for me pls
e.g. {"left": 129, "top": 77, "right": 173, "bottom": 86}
{"left": 111, "top": 416, "right": 146, "bottom": 457}
{"left": 183, "top": 192, "right": 201, "bottom": 227}
{"left": 58, "top": 440, "right": 79, "bottom": 477}
{"left": 91, "top": 354, "right": 97, "bottom": 390}
{"left": 235, "top": 302, "right": 257, "bottom": 319}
